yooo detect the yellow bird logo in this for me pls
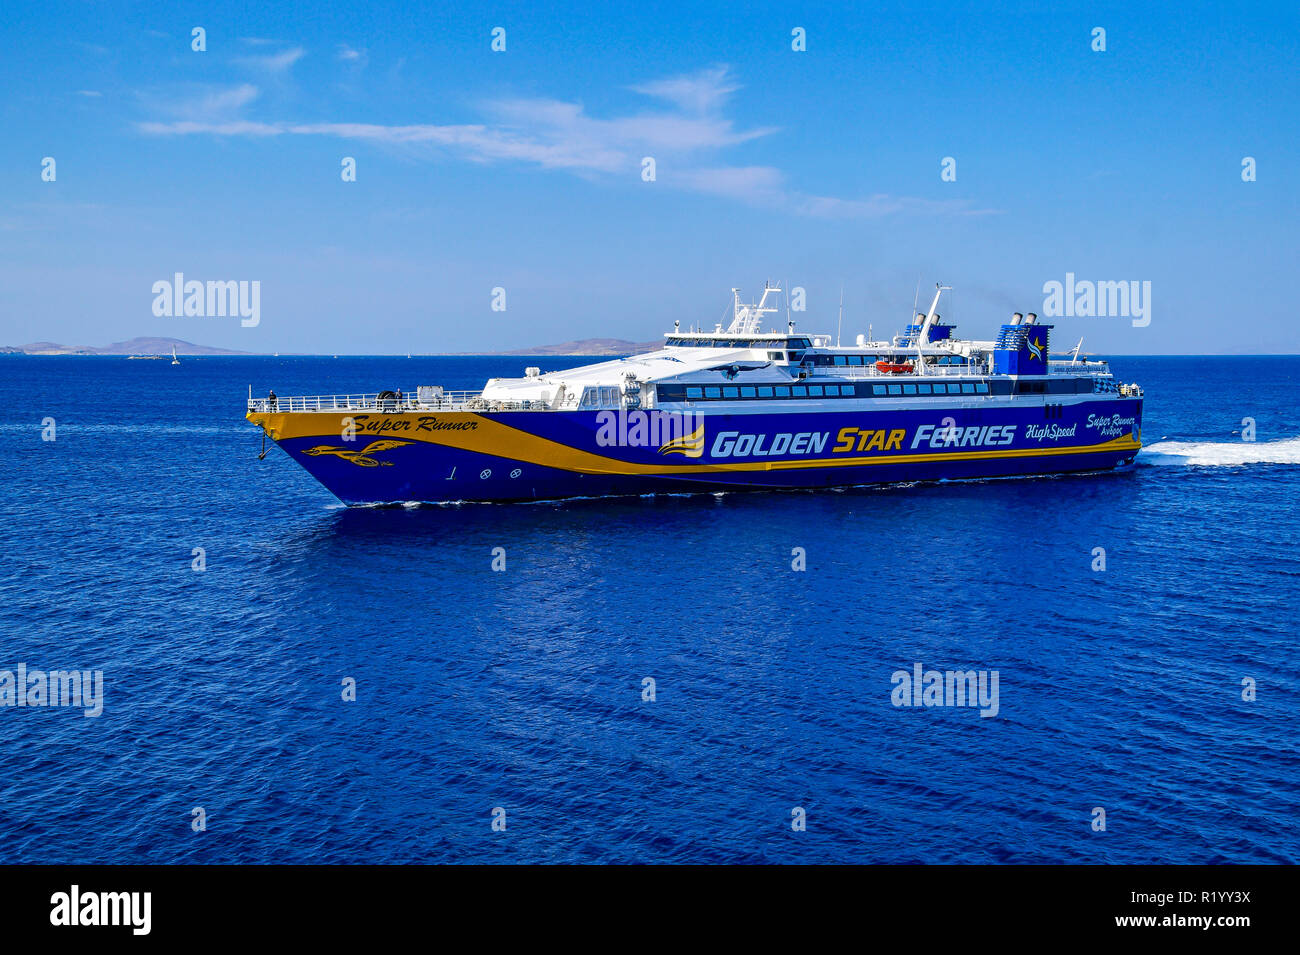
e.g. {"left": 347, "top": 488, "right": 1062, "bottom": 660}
{"left": 658, "top": 423, "right": 705, "bottom": 458}
{"left": 301, "top": 439, "right": 413, "bottom": 467}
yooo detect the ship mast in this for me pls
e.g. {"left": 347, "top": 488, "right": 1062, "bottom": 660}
{"left": 727, "top": 281, "right": 781, "bottom": 334}
{"left": 914, "top": 284, "right": 951, "bottom": 375}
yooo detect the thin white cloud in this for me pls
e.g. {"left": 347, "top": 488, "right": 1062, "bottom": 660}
{"left": 630, "top": 65, "right": 738, "bottom": 114}
{"left": 76, "top": 90, "right": 103, "bottom": 98}
{"left": 141, "top": 83, "right": 260, "bottom": 122}
{"left": 236, "top": 46, "right": 305, "bottom": 73}
{"left": 136, "top": 66, "right": 996, "bottom": 218}
{"left": 201, "top": 83, "right": 260, "bottom": 113}
{"left": 337, "top": 44, "right": 368, "bottom": 65}
{"left": 676, "top": 167, "right": 998, "bottom": 218}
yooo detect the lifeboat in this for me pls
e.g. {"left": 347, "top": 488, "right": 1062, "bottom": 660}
{"left": 875, "top": 360, "right": 914, "bottom": 374}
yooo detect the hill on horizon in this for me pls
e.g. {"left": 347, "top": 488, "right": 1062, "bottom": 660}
{"left": 3, "top": 336, "right": 664, "bottom": 356}
{"left": 8, "top": 337, "right": 249, "bottom": 356}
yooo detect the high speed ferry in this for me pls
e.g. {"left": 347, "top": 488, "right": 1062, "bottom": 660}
{"left": 245, "top": 283, "right": 1143, "bottom": 504}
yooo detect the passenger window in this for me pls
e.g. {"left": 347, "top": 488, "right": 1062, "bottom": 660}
{"left": 686, "top": 386, "right": 703, "bottom": 399}
{"left": 918, "top": 384, "right": 932, "bottom": 394}
{"left": 705, "top": 386, "right": 720, "bottom": 398}
{"left": 872, "top": 385, "right": 886, "bottom": 395}
{"left": 976, "top": 382, "right": 989, "bottom": 394}
{"left": 757, "top": 386, "right": 773, "bottom": 397}
{"left": 793, "top": 386, "right": 808, "bottom": 397}
{"left": 903, "top": 384, "right": 917, "bottom": 395}
{"left": 740, "top": 386, "right": 756, "bottom": 398}
{"left": 888, "top": 385, "right": 902, "bottom": 395}
{"left": 961, "top": 384, "right": 975, "bottom": 394}
{"left": 723, "top": 387, "right": 739, "bottom": 398}
{"left": 775, "top": 386, "right": 791, "bottom": 397}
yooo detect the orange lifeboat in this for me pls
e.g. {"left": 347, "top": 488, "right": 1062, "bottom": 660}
{"left": 875, "top": 360, "right": 914, "bottom": 374}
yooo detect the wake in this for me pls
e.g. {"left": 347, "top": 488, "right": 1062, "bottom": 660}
{"left": 1139, "top": 436, "right": 1300, "bottom": 467}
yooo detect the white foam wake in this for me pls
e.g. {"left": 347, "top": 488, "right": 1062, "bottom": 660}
{"left": 1139, "top": 436, "right": 1300, "bottom": 467}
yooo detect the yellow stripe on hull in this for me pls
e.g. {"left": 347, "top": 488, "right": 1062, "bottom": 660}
{"left": 247, "top": 410, "right": 1140, "bottom": 477}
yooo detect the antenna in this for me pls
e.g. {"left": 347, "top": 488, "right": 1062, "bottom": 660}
{"left": 836, "top": 285, "right": 844, "bottom": 347}
{"left": 785, "top": 278, "right": 792, "bottom": 332}
{"left": 915, "top": 284, "right": 952, "bottom": 376}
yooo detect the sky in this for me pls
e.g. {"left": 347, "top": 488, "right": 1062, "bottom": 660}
{"left": 2, "top": 0, "right": 1297, "bottom": 354}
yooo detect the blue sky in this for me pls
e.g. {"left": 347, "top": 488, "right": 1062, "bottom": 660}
{"left": 2, "top": 0, "right": 1297, "bottom": 354}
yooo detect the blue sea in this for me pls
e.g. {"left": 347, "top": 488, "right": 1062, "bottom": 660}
{"left": 2, "top": 355, "right": 1297, "bottom": 864}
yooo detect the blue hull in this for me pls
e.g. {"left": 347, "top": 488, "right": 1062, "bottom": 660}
{"left": 261, "top": 398, "right": 1143, "bottom": 504}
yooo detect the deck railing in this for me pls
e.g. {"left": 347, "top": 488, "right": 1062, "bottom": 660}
{"left": 246, "top": 390, "right": 552, "bottom": 414}
{"left": 247, "top": 359, "right": 1129, "bottom": 415}
{"left": 814, "top": 363, "right": 988, "bottom": 379}
{"left": 1048, "top": 360, "right": 1111, "bottom": 374}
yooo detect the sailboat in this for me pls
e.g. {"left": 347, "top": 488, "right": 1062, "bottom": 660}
{"left": 171, "top": 345, "right": 180, "bottom": 365}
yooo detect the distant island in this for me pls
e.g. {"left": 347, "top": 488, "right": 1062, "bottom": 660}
{"left": 479, "top": 337, "right": 662, "bottom": 356}
{"left": 3, "top": 337, "right": 249, "bottom": 356}
{"left": 2, "top": 336, "right": 662, "bottom": 356}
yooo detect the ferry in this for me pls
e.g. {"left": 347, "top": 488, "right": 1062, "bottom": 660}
{"left": 245, "top": 284, "right": 1143, "bottom": 504}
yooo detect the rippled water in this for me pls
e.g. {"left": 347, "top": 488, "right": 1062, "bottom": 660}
{"left": 1, "top": 354, "right": 1297, "bottom": 863}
